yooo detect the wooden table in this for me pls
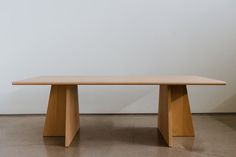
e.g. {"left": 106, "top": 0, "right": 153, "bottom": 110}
{"left": 12, "top": 76, "right": 226, "bottom": 147}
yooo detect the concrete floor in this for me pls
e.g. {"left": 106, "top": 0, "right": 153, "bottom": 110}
{"left": 0, "top": 115, "right": 236, "bottom": 157}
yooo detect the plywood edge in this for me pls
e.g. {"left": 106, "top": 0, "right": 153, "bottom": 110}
{"left": 12, "top": 75, "right": 227, "bottom": 85}
{"left": 12, "top": 82, "right": 227, "bottom": 86}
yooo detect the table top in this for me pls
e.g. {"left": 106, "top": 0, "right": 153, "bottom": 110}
{"left": 12, "top": 76, "right": 226, "bottom": 85}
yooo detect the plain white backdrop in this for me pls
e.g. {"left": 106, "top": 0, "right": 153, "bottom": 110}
{"left": 0, "top": 0, "right": 235, "bottom": 114}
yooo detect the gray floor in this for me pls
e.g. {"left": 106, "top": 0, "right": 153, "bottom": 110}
{"left": 0, "top": 115, "right": 236, "bottom": 157}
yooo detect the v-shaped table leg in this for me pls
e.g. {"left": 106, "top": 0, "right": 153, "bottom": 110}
{"left": 43, "top": 85, "right": 80, "bottom": 147}
{"left": 158, "top": 85, "right": 194, "bottom": 147}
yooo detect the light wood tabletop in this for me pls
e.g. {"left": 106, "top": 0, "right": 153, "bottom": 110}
{"left": 12, "top": 75, "right": 226, "bottom": 85}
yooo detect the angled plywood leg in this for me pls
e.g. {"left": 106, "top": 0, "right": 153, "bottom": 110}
{"left": 43, "top": 85, "right": 66, "bottom": 136}
{"left": 43, "top": 85, "right": 80, "bottom": 147}
{"left": 158, "top": 85, "right": 173, "bottom": 146}
{"left": 65, "top": 85, "right": 80, "bottom": 147}
{"left": 158, "top": 85, "right": 194, "bottom": 147}
{"left": 171, "top": 85, "right": 194, "bottom": 137}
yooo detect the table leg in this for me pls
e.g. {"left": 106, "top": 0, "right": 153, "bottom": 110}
{"left": 43, "top": 85, "right": 80, "bottom": 147}
{"left": 158, "top": 85, "right": 194, "bottom": 147}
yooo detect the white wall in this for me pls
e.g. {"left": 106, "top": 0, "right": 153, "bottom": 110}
{"left": 0, "top": 0, "right": 236, "bottom": 114}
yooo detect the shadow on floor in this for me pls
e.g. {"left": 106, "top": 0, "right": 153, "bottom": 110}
{"left": 212, "top": 94, "right": 236, "bottom": 131}
{"left": 43, "top": 126, "right": 167, "bottom": 147}
{"left": 211, "top": 114, "right": 236, "bottom": 131}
